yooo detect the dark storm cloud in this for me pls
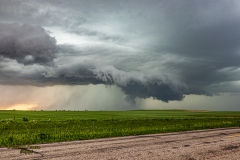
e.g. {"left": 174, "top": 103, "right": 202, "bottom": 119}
{"left": 0, "top": 23, "right": 57, "bottom": 65}
{"left": 159, "top": 15, "right": 240, "bottom": 90}
{"left": 128, "top": 0, "right": 240, "bottom": 95}
{"left": 39, "top": 60, "right": 188, "bottom": 102}
{"left": 0, "top": 0, "right": 240, "bottom": 105}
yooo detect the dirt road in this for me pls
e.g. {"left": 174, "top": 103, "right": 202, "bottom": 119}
{"left": 1, "top": 127, "right": 240, "bottom": 160}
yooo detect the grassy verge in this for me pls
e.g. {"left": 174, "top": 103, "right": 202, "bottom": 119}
{"left": 0, "top": 110, "right": 240, "bottom": 147}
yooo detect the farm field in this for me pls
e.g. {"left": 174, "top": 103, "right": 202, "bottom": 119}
{"left": 0, "top": 110, "right": 240, "bottom": 147}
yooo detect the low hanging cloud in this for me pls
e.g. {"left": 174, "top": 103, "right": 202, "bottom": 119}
{"left": 41, "top": 60, "right": 188, "bottom": 103}
{"left": 0, "top": 23, "right": 57, "bottom": 65}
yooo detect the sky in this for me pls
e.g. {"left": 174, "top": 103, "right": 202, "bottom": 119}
{"left": 0, "top": 0, "right": 239, "bottom": 111}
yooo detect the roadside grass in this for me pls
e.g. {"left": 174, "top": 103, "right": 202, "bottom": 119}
{"left": 0, "top": 110, "right": 240, "bottom": 147}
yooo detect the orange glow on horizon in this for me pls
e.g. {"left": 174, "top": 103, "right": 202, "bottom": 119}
{"left": 6, "top": 103, "right": 38, "bottom": 110}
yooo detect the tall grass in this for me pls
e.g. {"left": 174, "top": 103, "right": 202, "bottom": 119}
{"left": 1, "top": 116, "right": 240, "bottom": 147}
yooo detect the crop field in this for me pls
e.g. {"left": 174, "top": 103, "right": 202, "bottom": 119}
{"left": 0, "top": 110, "right": 240, "bottom": 147}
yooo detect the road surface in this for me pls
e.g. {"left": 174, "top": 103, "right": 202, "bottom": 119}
{"left": 1, "top": 127, "right": 240, "bottom": 160}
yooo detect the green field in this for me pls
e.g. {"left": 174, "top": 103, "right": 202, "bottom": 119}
{"left": 1, "top": 110, "right": 240, "bottom": 147}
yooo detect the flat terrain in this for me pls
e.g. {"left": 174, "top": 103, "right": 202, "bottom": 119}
{"left": 1, "top": 127, "right": 240, "bottom": 160}
{"left": 1, "top": 110, "right": 240, "bottom": 147}
{"left": 1, "top": 110, "right": 240, "bottom": 120}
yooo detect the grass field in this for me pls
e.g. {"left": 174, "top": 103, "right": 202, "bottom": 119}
{"left": 1, "top": 110, "right": 240, "bottom": 147}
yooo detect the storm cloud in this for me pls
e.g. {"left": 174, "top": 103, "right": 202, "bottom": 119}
{"left": 0, "top": 23, "right": 57, "bottom": 65}
{"left": 0, "top": 0, "right": 240, "bottom": 109}
{"left": 41, "top": 60, "right": 188, "bottom": 102}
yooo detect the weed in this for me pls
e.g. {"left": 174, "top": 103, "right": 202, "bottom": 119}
{"left": 8, "top": 136, "right": 14, "bottom": 143}
{"left": 20, "top": 148, "right": 33, "bottom": 154}
{"left": 37, "top": 133, "right": 50, "bottom": 140}
{"left": 9, "top": 145, "right": 41, "bottom": 154}
{"left": 22, "top": 117, "right": 29, "bottom": 122}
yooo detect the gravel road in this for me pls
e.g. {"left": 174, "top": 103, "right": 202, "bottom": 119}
{"left": 1, "top": 127, "right": 240, "bottom": 160}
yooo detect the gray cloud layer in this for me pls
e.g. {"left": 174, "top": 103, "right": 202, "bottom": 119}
{"left": 0, "top": 0, "right": 240, "bottom": 105}
{"left": 0, "top": 23, "right": 57, "bottom": 65}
